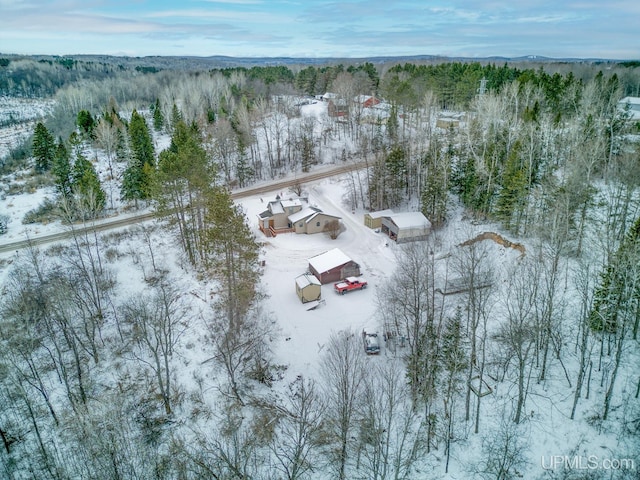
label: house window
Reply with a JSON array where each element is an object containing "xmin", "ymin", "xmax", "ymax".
[
  {"xmin": 299, "ymin": 223, "xmax": 303, "ymax": 227},
  {"xmin": 316, "ymin": 221, "xmax": 321, "ymax": 227}
]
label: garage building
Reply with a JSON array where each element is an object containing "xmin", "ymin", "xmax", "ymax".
[
  {"xmin": 381, "ymin": 212, "xmax": 431, "ymax": 243},
  {"xmin": 308, "ymin": 248, "xmax": 361, "ymax": 284}
]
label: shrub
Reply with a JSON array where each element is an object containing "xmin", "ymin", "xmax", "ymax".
[{"xmin": 22, "ymin": 197, "xmax": 58, "ymax": 224}]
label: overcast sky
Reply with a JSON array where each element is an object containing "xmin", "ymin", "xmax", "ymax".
[{"xmin": 1, "ymin": 0, "xmax": 638, "ymax": 60}]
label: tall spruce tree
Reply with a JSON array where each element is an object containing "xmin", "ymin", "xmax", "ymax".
[
  {"xmin": 152, "ymin": 98, "xmax": 164, "ymax": 131},
  {"xmin": 155, "ymin": 120, "xmax": 212, "ymax": 266},
  {"xmin": 72, "ymin": 153, "xmax": 106, "ymax": 217},
  {"xmin": 32, "ymin": 122, "xmax": 55, "ymax": 172},
  {"xmin": 122, "ymin": 110, "xmax": 155, "ymax": 202},
  {"xmin": 51, "ymin": 137, "xmax": 72, "ymax": 198}
]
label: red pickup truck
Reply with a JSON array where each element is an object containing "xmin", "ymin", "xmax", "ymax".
[{"xmin": 334, "ymin": 277, "xmax": 368, "ymax": 294}]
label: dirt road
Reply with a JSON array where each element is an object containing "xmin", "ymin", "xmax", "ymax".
[{"xmin": 0, "ymin": 161, "xmax": 367, "ymax": 254}]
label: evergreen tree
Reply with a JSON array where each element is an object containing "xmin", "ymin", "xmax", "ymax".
[
  {"xmin": 72, "ymin": 153, "xmax": 106, "ymax": 216},
  {"xmin": 170, "ymin": 104, "xmax": 183, "ymax": 132},
  {"xmin": 204, "ymin": 186, "xmax": 259, "ymax": 325},
  {"xmin": 122, "ymin": 110, "xmax": 155, "ymax": 202},
  {"xmin": 32, "ymin": 122, "xmax": 55, "ymax": 172},
  {"xmin": 590, "ymin": 216, "xmax": 640, "ymax": 332},
  {"xmin": 155, "ymin": 120, "xmax": 212, "ymax": 266},
  {"xmin": 152, "ymin": 98, "xmax": 164, "ymax": 131},
  {"xmin": 76, "ymin": 110, "xmax": 95, "ymax": 138},
  {"xmin": 51, "ymin": 137, "xmax": 72, "ymax": 198},
  {"xmin": 235, "ymin": 143, "xmax": 253, "ymax": 188},
  {"xmin": 495, "ymin": 142, "xmax": 528, "ymax": 232},
  {"xmin": 128, "ymin": 110, "xmax": 155, "ymax": 168}
]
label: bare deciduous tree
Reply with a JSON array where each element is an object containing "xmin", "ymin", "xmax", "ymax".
[
  {"xmin": 320, "ymin": 329, "xmax": 367, "ymax": 480},
  {"xmin": 122, "ymin": 279, "xmax": 187, "ymax": 415}
]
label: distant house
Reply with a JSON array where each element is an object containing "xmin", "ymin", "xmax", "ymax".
[
  {"xmin": 360, "ymin": 101, "xmax": 392, "ymax": 124},
  {"xmin": 289, "ymin": 207, "xmax": 341, "ymax": 234},
  {"xmin": 295, "ymin": 274, "xmax": 322, "ymax": 303},
  {"xmin": 308, "ymin": 248, "xmax": 361, "ymax": 284},
  {"xmin": 328, "ymin": 98, "xmax": 349, "ymax": 117},
  {"xmin": 618, "ymin": 96, "xmax": 640, "ymax": 121},
  {"xmin": 258, "ymin": 195, "xmax": 307, "ymax": 237},
  {"xmin": 381, "ymin": 212, "xmax": 431, "ymax": 243},
  {"xmin": 364, "ymin": 209, "xmax": 394, "ymax": 229},
  {"xmin": 354, "ymin": 95, "xmax": 381, "ymax": 108},
  {"xmin": 436, "ymin": 117, "xmax": 460, "ymax": 129}
]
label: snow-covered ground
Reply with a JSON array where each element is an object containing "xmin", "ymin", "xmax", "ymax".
[{"xmin": 1, "ymin": 96, "xmax": 637, "ymax": 479}]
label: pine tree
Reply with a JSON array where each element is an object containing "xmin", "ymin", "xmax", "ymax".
[
  {"xmin": 590, "ymin": 216, "xmax": 640, "ymax": 332},
  {"xmin": 32, "ymin": 122, "xmax": 55, "ymax": 172},
  {"xmin": 170, "ymin": 104, "xmax": 183, "ymax": 132},
  {"xmin": 72, "ymin": 153, "xmax": 106, "ymax": 217},
  {"xmin": 495, "ymin": 142, "xmax": 528, "ymax": 231},
  {"xmin": 204, "ymin": 187, "xmax": 259, "ymax": 324},
  {"xmin": 155, "ymin": 120, "xmax": 212, "ymax": 266},
  {"xmin": 51, "ymin": 137, "xmax": 72, "ymax": 198},
  {"xmin": 122, "ymin": 110, "xmax": 155, "ymax": 202},
  {"xmin": 76, "ymin": 110, "xmax": 95, "ymax": 138},
  {"xmin": 152, "ymin": 98, "xmax": 164, "ymax": 131},
  {"xmin": 128, "ymin": 110, "xmax": 155, "ymax": 168}
]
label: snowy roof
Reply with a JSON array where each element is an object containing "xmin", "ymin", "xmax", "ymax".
[
  {"xmin": 619, "ymin": 96, "xmax": 640, "ymax": 106},
  {"xmin": 269, "ymin": 201, "xmax": 285, "ymax": 214},
  {"xmin": 308, "ymin": 248, "xmax": 352, "ymax": 273},
  {"xmin": 281, "ymin": 198, "xmax": 304, "ymax": 208},
  {"xmin": 366, "ymin": 209, "xmax": 394, "ymax": 219},
  {"xmin": 619, "ymin": 97, "xmax": 640, "ymax": 120},
  {"xmin": 387, "ymin": 212, "xmax": 431, "ymax": 229},
  {"xmin": 289, "ymin": 206, "xmax": 321, "ymax": 223},
  {"xmin": 295, "ymin": 274, "xmax": 321, "ymax": 288}
]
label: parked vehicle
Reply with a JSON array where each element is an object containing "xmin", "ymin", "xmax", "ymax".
[
  {"xmin": 362, "ymin": 328, "xmax": 380, "ymax": 355},
  {"xmin": 334, "ymin": 276, "xmax": 367, "ymax": 294}
]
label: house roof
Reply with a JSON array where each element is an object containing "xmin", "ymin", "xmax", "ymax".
[
  {"xmin": 308, "ymin": 248, "xmax": 352, "ymax": 273},
  {"xmin": 281, "ymin": 198, "xmax": 304, "ymax": 208},
  {"xmin": 305, "ymin": 211, "xmax": 341, "ymax": 224},
  {"xmin": 386, "ymin": 212, "xmax": 431, "ymax": 229},
  {"xmin": 619, "ymin": 97, "xmax": 640, "ymax": 120},
  {"xmin": 295, "ymin": 274, "xmax": 321, "ymax": 289},
  {"xmin": 289, "ymin": 206, "xmax": 321, "ymax": 223},
  {"xmin": 269, "ymin": 201, "xmax": 285, "ymax": 214}
]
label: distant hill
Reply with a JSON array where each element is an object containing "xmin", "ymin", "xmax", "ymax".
[{"xmin": 0, "ymin": 52, "xmax": 628, "ymax": 71}]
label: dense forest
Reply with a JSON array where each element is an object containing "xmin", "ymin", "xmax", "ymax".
[{"xmin": 1, "ymin": 55, "xmax": 640, "ymax": 479}]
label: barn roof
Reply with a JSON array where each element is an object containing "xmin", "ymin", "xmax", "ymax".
[{"xmin": 308, "ymin": 248, "xmax": 352, "ymax": 273}]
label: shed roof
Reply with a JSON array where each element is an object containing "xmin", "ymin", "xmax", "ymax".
[
  {"xmin": 308, "ymin": 248, "xmax": 352, "ymax": 273},
  {"xmin": 366, "ymin": 209, "xmax": 394, "ymax": 219},
  {"xmin": 387, "ymin": 212, "xmax": 431, "ymax": 229},
  {"xmin": 295, "ymin": 274, "xmax": 321, "ymax": 289}
]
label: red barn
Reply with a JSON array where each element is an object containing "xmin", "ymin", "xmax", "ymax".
[{"xmin": 307, "ymin": 248, "xmax": 361, "ymax": 284}]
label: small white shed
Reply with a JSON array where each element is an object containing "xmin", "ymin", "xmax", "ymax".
[{"xmin": 295, "ymin": 274, "xmax": 322, "ymax": 303}]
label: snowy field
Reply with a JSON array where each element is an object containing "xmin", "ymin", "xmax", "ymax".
[{"xmin": 0, "ymin": 97, "xmax": 637, "ymax": 479}]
